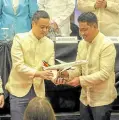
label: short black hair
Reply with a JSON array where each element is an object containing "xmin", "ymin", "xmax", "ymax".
[
  {"xmin": 78, "ymin": 12, "xmax": 98, "ymax": 26},
  {"xmin": 32, "ymin": 10, "xmax": 50, "ymax": 22}
]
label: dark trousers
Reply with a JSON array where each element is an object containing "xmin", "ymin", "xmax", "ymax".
[
  {"xmin": 80, "ymin": 102, "xmax": 112, "ymax": 120},
  {"xmin": 10, "ymin": 87, "xmax": 36, "ymax": 120}
]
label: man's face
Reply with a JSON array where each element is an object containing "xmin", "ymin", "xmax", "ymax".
[
  {"xmin": 79, "ymin": 22, "xmax": 97, "ymax": 42},
  {"xmin": 32, "ymin": 18, "xmax": 50, "ymax": 39}
]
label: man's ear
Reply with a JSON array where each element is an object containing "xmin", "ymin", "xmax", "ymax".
[
  {"xmin": 93, "ymin": 23, "xmax": 98, "ymax": 28},
  {"xmin": 32, "ymin": 21, "xmax": 35, "ymax": 27},
  {"xmin": 32, "ymin": 21, "xmax": 37, "ymax": 27}
]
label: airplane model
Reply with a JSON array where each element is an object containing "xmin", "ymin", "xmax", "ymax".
[{"xmin": 42, "ymin": 59, "xmax": 88, "ymax": 72}]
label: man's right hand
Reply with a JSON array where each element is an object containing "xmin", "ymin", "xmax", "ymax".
[{"xmin": 35, "ymin": 70, "xmax": 53, "ymax": 80}]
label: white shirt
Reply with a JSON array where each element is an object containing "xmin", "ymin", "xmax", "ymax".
[
  {"xmin": 12, "ymin": 0, "xmax": 19, "ymax": 13},
  {"xmin": 38, "ymin": 0, "xmax": 75, "ymax": 36}
]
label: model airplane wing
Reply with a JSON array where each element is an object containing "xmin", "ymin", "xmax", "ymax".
[{"xmin": 55, "ymin": 59, "xmax": 66, "ymax": 64}]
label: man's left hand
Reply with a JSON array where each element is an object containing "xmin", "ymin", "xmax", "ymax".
[{"xmin": 66, "ymin": 77, "xmax": 80, "ymax": 87}]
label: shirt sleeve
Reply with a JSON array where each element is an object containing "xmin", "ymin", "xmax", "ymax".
[
  {"xmin": 80, "ymin": 43, "xmax": 116, "ymax": 87},
  {"xmin": 53, "ymin": 0, "xmax": 75, "ymax": 27},
  {"xmin": 106, "ymin": 1, "xmax": 119, "ymax": 14},
  {"xmin": 77, "ymin": 0, "xmax": 96, "ymax": 12},
  {"xmin": 11, "ymin": 35, "xmax": 37, "ymax": 79}
]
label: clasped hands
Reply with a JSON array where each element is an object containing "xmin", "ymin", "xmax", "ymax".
[{"xmin": 94, "ymin": 0, "xmax": 107, "ymax": 9}]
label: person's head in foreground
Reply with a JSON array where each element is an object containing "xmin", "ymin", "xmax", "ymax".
[
  {"xmin": 23, "ymin": 97, "xmax": 56, "ymax": 120},
  {"xmin": 78, "ymin": 12, "xmax": 99, "ymax": 43},
  {"xmin": 32, "ymin": 10, "xmax": 50, "ymax": 40}
]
